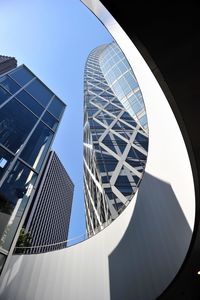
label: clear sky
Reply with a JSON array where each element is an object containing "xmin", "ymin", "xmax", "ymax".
[{"xmin": 0, "ymin": 0, "xmax": 113, "ymax": 240}]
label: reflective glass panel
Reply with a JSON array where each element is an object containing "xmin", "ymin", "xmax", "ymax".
[
  {"xmin": 20, "ymin": 121, "xmax": 54, "ymax": 172},
  {"xmin": 139, "ymin": 115, "xmax": 147, "ymax": 127},
  {"xmin": 16, "ymin": 90, "xmax": 44, "ymax": 117},
  {"xmin": 0, "ymin": 86, "xmax": 11, "ymax": 106},
  {"xmin": 0, "ymin": 99, "xmax": 37, "ymax": 153},
  {"xmin": 9, "ymin": 66, "xmax": 34, "ymax": 86},
  {"xmin": 0, "ymin": 160, "xmax": 37, "ymax": 251},
  {"xmin": 42, "ymin": 111, "xmax": 58, "ymax": 130},
  {"xmin": 0, "ymin": 146, "xmax": 13, "ymax": 181},
  {"xmin": 124, "ymin": 73, "xmax": 138, "ymax": 90},
  {"xmin": 115, "ymin": 175, "xmax": 134, "ymax": 196},
  {"xmin": 0, "ymin": 76, "xmax": 20, "ymax": 94},
  {"xmin": 48, "ymin": 97, "xmax": 65, "ymax": 119},
  {"xmin": 135, "ymin": 132, "xmax": 148, "ymax": 151},
  {"xmin": 0, "ymin": 253, "xmax": 6, "ymax": 273},
  {"xmin": 25, "ymin": 79, "xmax": 53, "ymax": 107}
]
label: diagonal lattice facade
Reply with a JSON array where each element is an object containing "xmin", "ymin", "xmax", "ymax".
[{"xmin": 84, "ymin": 43, "xmax": 148, "ymax": 236}]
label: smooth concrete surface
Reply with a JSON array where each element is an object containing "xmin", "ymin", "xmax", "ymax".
[
  {"xmin": 109, "ymin": 173, "xmax": 191, "ymax": 300},
  {"xmin": 0, "ymin": 1, "xmax": 196, "ymax": 299},
  {"xmin": 0, "ymin": 192, "xmax": 137, "ymax": 300},
  {"xmin": 0, "ymin": 172, "xmax": 193, "ymax": 300}
]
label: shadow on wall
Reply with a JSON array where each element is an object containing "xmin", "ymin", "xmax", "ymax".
[{"xmin": 109, "ymin": 172, "xmax": 192, "ymax": 300}]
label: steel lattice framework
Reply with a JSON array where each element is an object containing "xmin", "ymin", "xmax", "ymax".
[{"xmin": 84, "ymin": 43, "xmax": 148, "ymax": 236}]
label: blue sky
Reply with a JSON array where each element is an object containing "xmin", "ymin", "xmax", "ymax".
[{"xmin": 0, "ymin": 0, "xmax": 112, "ymax": 239}]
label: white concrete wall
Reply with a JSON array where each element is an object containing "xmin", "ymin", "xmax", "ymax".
[{"xmin": 0, "ymin": 1, "xmax": 195, "ymax": 299}]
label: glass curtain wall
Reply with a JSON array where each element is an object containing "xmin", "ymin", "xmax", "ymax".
[
  {"xmin": 0, "ymin": 65, "xmax": 65, "ymax": 255},
  {"xmin": 99, "ymin": 42, "xmax": 148, "ymax": 131}
]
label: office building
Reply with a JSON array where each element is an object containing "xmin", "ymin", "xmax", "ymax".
[
  {"xmin": 23, "ymin": 151, "xmax": 74, "ymax": 253},
  {"xmin": 0, "ymin": 55, "xmax": 17, "ymax": 75},
  {"xmin": 0, "ymin": 64, "xmax": 66, "ymax": 269},
  {"xmin": 84, "ymin": 42, "xmax": 148, "ymax": 236}
]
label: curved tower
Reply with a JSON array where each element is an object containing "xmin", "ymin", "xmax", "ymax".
[{"xmin": 84, "ymin": 42, "xmax": 148, "ymax": 236}]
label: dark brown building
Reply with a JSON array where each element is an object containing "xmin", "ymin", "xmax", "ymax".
[{"xmin": 0, "ymin": 55, "xmax": 17, "ymax": 75}]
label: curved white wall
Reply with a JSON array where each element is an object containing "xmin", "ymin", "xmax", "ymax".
[{"xmin": 0, "ymin": 1, "xmax": 195, "ymax": 299}]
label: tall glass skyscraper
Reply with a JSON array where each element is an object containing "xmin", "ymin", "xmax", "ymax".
[
  {"xmin": 84, "ymin": 42, "xmax": 148, "ymax": 236},
  {"xmin": 0, "ymin": 64, "xmax": 65, "ymax": 268}
]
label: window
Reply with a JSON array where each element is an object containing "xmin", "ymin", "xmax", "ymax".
[
  {"xmin": 128, "ymin": 147, "xmax": 146, "ymax": 166},
  {"xmin": 0, "ymin": 99, "xmax": 37, "ymax": 153},
  {"xmin": 118, "ymin": 61, "xmax": 127, "ymax": 74},
  {"xmin": 0, "ymin": 86, "xmax": 12, "ymax": 106},
  {"xmin": 89, "ymin": 119, "xmax": 105, "ymax": 131},
  {"xmin": 115, "ymin": 175, "xmax": 133, "ymax": 196},
  {"xmin": 112, "ymin": 81, "xmax": 124, "ymax": 100},
  {"xmin": 101, "ymin": 175, "xmax": 110, "ymax": 183},
  {"xmin": 96, "ymin": 111, "xmax": 114, "ymax": 126},
  {"xmin": 0, "ymin": 253, "xmax": 6, "ymax": 273},
  {"xmin": 20, "ymin": 121, "xmax": 54, "ymax": 172},
  {"xmin": 119, "ymin": 76, "xmax": 132, "ymax": 95},
  {"xmin": 113, "ymin": 66, "xmax": 121, "ymax": 78},
  {"xmin": 111, "ymin": 99, "xmax": 123, "ymax": 108},
  {"xmin": 0, "ymin": 146, "xmax": 13, "ymax": 181},
  {"xmin": 0, "ymin": 160, "xmax": 37, "ymax": 251},
  {"xmin": 47, "ymin": 97, "xmax": 65, "ymax": 120},
  {"xmin": 124, "ymin": 72, "xmax": 138, "ymax": 90},
  {"xmin": 102, "ymin": 135, "xmax": 118, "ymax": 153},
  {"xmin": 9, "ymin": 66, "xmax": 34, "ymax": 86},
  {"xmin": 0, "ymin": 76, "xmax": 20, "ymax": 94},
  {"xmin": 15, "ymin": 90, "xmax": 44, "ymax": 116},
  {"xmin": 104, "ymin": 188, "xmax": 115, "ymax": 201},
  {"xmin": 0, "ymin": 159, "xmax": 7, "ymax": 168},
  {"xmin": 25, "ymin": 79, "xmax": 53, "ymax": 107},
  {"xmin": 135, "ymin": 132, "xmax": 148, "ymax": 151},
  {"xmin": 105, "ymin": 103, "xmax": 121, "ymax": 116},
  {"xmin": 42, "ymin": 111, "xmax": 58, "ymax": 130},
  {"xmin": 121, "ymin": 112, "xmax": 137, "ymax": 127},
  {"xmin": 139, "ymin": 115, "xmax": 147, "ymax": 127},
  {"xmin": 98, "ymin": 152, "xmax": 118, "ymax": 172},
  {"xmin": 132, "ymin": 101, "xmax": 142, "ymax": 113}
]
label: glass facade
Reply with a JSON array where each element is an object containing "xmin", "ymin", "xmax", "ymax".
[
  {"xmin": 99, "ymin": 42, "xmax": 148, "ymax": 131},
  {"xmin": 0, "ymin": 99, "xmax": 38, "ymax": 153},
  {"xmin": 84, "ymin": 43, "xmax": 148, "ymax": 236},
  {"xmin": 0, "ymin": 161, "xmax": 37, "ymax": 251},
  {"xmin": 0, "ymin": 147, "xmax": 13, "ymax": 181},
  {"xmin": 0, "ymin": 65, "xmax": 65, "ymax": 256}
]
